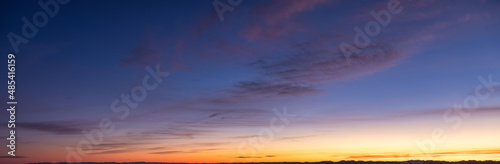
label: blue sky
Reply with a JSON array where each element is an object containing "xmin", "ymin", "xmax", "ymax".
[{"xmin": 1, "ymin": 0, "xmax": 500, "ymax": 163}]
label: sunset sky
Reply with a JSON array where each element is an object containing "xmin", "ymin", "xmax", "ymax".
[{"xmin": 1, "ymin": 0, "xmax": 500, "ymax": 163}]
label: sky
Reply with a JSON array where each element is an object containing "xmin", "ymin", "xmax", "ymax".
[{"xmin": 1, "ymin": 0, "xmax": 500, "ymax": 163}]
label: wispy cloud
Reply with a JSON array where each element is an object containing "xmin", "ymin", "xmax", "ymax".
[
  {"xmin": 229, "ymin": 40, "xmax": 405, "ymax": 98},
  {"xmin": 0, "ymin": 156, "xmax": 26, "ymax": 158},
  {"xmin": 252, "ymin": 42, "xmax": 404, "ymax": 83},
  {"xmin": 88, "ymin": 149, "xmax": 133, "ymax": 155},
  {"xmin": 17, "ymin": 120, "xmax": 87, "ymax": 135},
  {"xmin": 345, "ymin": 148, "xmax": 500, "ymax": 159},
  {"xmin": 233, "ymin": 81, "xmax": 322, "ymax": 96},
  {"xmin": 241, "ymin": 0, "xmax": 334, "ymax": 41},
  {"xmin": 277, "ymin": 134, "xmax": 319, "ymax": 141},
  {"xmin": 150, "ymin": 148, "xmax": 221, "ymax": 155}
]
